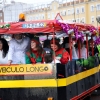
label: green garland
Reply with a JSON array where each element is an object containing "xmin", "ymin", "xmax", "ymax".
[{"xmin": 0, "ymin": 24, "xmax": 10, "ymax": 29}]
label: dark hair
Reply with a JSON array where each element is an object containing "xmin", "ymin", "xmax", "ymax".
[
  {"xmin": 30, "ymin": 45, "xmax": 43, "ymax": 56},
  {"xmin": 37, "ymin": 46, "xmax": 43, "ymax": 56},
  {"xmin": 63, "ymin": 37, "xmax": 69, "ymax": 44},
  {"xmin": 44, "ymin": 52, "xmax": 52, "ymax": 63},
  {"xmin": 43, "ymin": 40, "xmax": 50, "ymax": 48},
  {"xmin": 55, "ymin": 42, "xmax": 61, "ymax": 50},
  {"xmin": 0, "ymin": 38, "xmax": 9, "ymax": 58},
  {"xmin": 84, "ymin": 41, "xmax": 86, "ymax": 45},
  {"xmin": 50, "ymin": 38, "xmax": 61, "ymax": 50},
  {"xmin": 88, "ymin": 39, "xmax": 92, "ymax": 43},
  {"xmin": 63, "ymin": 37, "xmax": 69, "ymax": 49}
]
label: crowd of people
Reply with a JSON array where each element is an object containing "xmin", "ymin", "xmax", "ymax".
[{"xmin": 0, "ymin": 34, "xmax": 98, "ymax": 65}]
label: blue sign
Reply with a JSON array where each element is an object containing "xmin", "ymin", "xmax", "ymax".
[{"xmin": 22, "ymin": 23, "xmax": 46, "ymax": 28}]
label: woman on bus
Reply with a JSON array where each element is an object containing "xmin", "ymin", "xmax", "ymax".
[
  {"xmin": 50, "ymin": 38, "xmax": 70, "ymax": 64},
  {"xmin": 8, "ymin": 34, "xmax": 30, "ymax": 64},
  {"xmin": 25, "ymin": 37, "xmax": 45, "ymax": 64},
  {"xmin": 0, "ymin": 38, "xmax": 9, "ymax": 64},
  {"xmin": 63, "ymin": 37, "xmax": 78, "ymax": 60}
]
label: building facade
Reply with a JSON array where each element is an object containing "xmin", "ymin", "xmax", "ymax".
[
  {"xmin": 3, "ymin": 1, "xmax": 32, "ymax": 22},
  {"xmin": 0, "ymin": 10, "xmax": 4, "ymax": 22},
  {"xmin": 24, "ymin": 0, "xmax": 100, "ymax": 27}
]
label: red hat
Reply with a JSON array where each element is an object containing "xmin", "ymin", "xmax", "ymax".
[
  {"xmin": 31, "ymin": 37, "xmax": 39, "ymax": 44},
  {"xmin": 50, "ymin": 38, "xmax": 60, "ymax": 44}
]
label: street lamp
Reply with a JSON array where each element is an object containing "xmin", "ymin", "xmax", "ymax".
[
  {"xmin": 93, "ymin": 6, "xmax": 98, "ymax": 27},
  {"xmin": 73, "ymin": 0, "xmax": 76, "ymax": 22},
  {"xmin": 0, "ymin": 0, "xmax": 6, "ymax": 22},
  {"xmin": 96, "ymin": 16, "xmax": 100, "ymax": 24}
]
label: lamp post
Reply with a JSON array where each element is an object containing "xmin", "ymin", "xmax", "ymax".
[
  {"xmin": 93, "ymin": 6, "xmax": 98, "ymax": 27},
  {"xmin": 93, "ymin": 5, "xmax": 100, "ymax": 35},
  {"xmin": 73, "ymin": 0, "xmax": 76, "ymax": 22},
  {"xmin": 0, "ymin": 0, "xmax": 6, "ymax": 22}
]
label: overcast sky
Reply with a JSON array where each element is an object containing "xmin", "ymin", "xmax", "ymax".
[
  {"xmin": 6, "ymin": 0, "xmax": 72, "ymax": 4},
  {"xmin": 6, "ymin": 0, "xmax": 55, "ymax": 4}
]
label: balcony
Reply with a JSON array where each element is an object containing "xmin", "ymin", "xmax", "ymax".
[
  {"xmin": 67, "ymin": 2, "xmax": 70, "ymax": 6},
  {"xmin": 88, "ymin": 0, "xmax": 96, "ymax": 1},
  {"xmin": 58, "ymin": 4, "xmax": 63, "ymax": 8},
  {"xmin": 76, "ymin": 0, "xmax": 79, "ymax": 4},
  {"xmin": 80, "ymin": 0, "xmax": 84, "ymax": 3},
  {"xmin": 71, "ymin": 1, "xmax": 74, "ymax": 5},
  {"xmin": 63, "ymin": 3, "xmax": 67, "ymax": 7}
]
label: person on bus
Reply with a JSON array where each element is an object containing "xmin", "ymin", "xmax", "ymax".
[
  {"xmin": 63, "ymin": 37, "xmax": 78, "ymax": 60},
  {"xmin": 0, "ymin": 38, "xmax": 9, "ymax": 64},
  {"xmin": 44, "ymin": 50, "xmax": 61, "ymax": 63},
  {"xmin": 25, "ymin": 37, "xmax": 45, "ymax": 64},
  {"xmin": 76, "ymin": 40, "xmax": 87, "ymax": 59},
  {"xmin": 44, "ymin": 51, "xmax": 52, "ymax": 63},
  {"xmin": 43, "ymin": 39, "xmax": 51, "ymax": 52},
  {"xmin": 8, "ymin": 34, "xmax": 30, "ymax": 64},
  {"xmin": 50, "ymin": 38, "xmax": 70, "ymax": 64},
  {"xmin": 88, "ymin": 39, "xmax": 99, "ymax": 56}
]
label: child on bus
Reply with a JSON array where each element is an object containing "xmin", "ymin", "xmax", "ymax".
[{"xmin": 44, "ymin": 50, "xmax": 61, "ymax": 63}]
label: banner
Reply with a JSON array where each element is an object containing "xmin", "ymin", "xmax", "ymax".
[{"xmin": 0, "ymin": 64, "xmax": 53, "ymax": 76}]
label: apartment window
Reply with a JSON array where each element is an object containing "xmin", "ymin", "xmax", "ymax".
[
  {"xmin": 76, "ymin": 18, "xmax": 80, "ymax": 23},
  {"xmin": 40, "ymin": 14, "xmax": 44, "ymax": 19},
  {"xmin": 30, "ymin": 17, "xmax": 33, "ymax": 21},
  {"xmin": 42, "ymin": 15, "xmax": 44, "ymax": 19},
  {"xmin": 62, "ymin": 10, "xmax": 66, "ymax": 16},
  {"xmin": 28, "ymin": 17, "xmax": 30, "ymax": 21},
  {"xmin": 39, "ymin": 15, "xmax": 42, "ymax": 19},
  {"xmin": 67, "ymin": 9, "xmax": 70, "ymax": 15},
  {"xmin": 81, "ymin": 7, "xmax": 85, "ymax": 13},
  {"xmin": 76, "ymin": 8, "xmax": 79, "ymax": 14},
  {"xmin": 52, "ymin": 13, "xmax": 54, "ymax": 19},
  {"xmin": 72, "ymin": 19, "xmax": 75, "ymax": 22},
  {"xmin": 71, "ymin": 8, "xmax": 74, "ymax": 14},
  {"xmin": 33, "ymin": 17, "xmax": 35, "ymax": 20},
  {"xmin": 96, "ymin": 4, "xmax": 100, "ymax": 11},
  {"xmin": 54, "ymin": 6, "xmax": 56, "ymax": 10},
  {"xmin": 0, "ymin": 13, "xmax": 2, "ymax": 17},
  {"xmin": 34, "ymin": 16, "xmax": 37, "ymax": 20},
  {"xmin": 48, "ymin": 13, "xmax": 50, "ymax": 19},
  {"xmin": 43, "ymin": 16, "xmax": 45, "ymax": 19},
  {"xmin": 81, "ymin": 17, "xmax": 85, "ymax": 23},
  {"xmin": 36, "ymin": 16, "xmax": 38, "ymax": 20},
  {"xmin": 91, "ymin": 16, "xmax": 95, "ymax": 23},
  {"xmin": 91, "ymin": 5, "xmax": 94, "ymax": 11},
  {"xmin": 69, "ymin": 19, "xmax": 72, "ymax": 22},
  {"xmin": 60, "ymin": 12, "xmax": 62, "ymax": 15},
  {"xmin": 38, "ymin": 15, "xmax": 40, "ymax": 20}
]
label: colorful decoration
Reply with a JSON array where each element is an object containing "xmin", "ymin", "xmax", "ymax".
[
  {"xmin": 95, "ymin": 37, "xmax": 100, "ymax": 45},
  {"xmin": 56, "ymin": 20, "xmax": 84, "ymax": 41},
  {"xmin": 56, "ymin": 20, "xmax": 100, "ymax": 44},
  {"xmin": 0, "ymin": 24, "xmax": 10, "ymax": 29}
]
